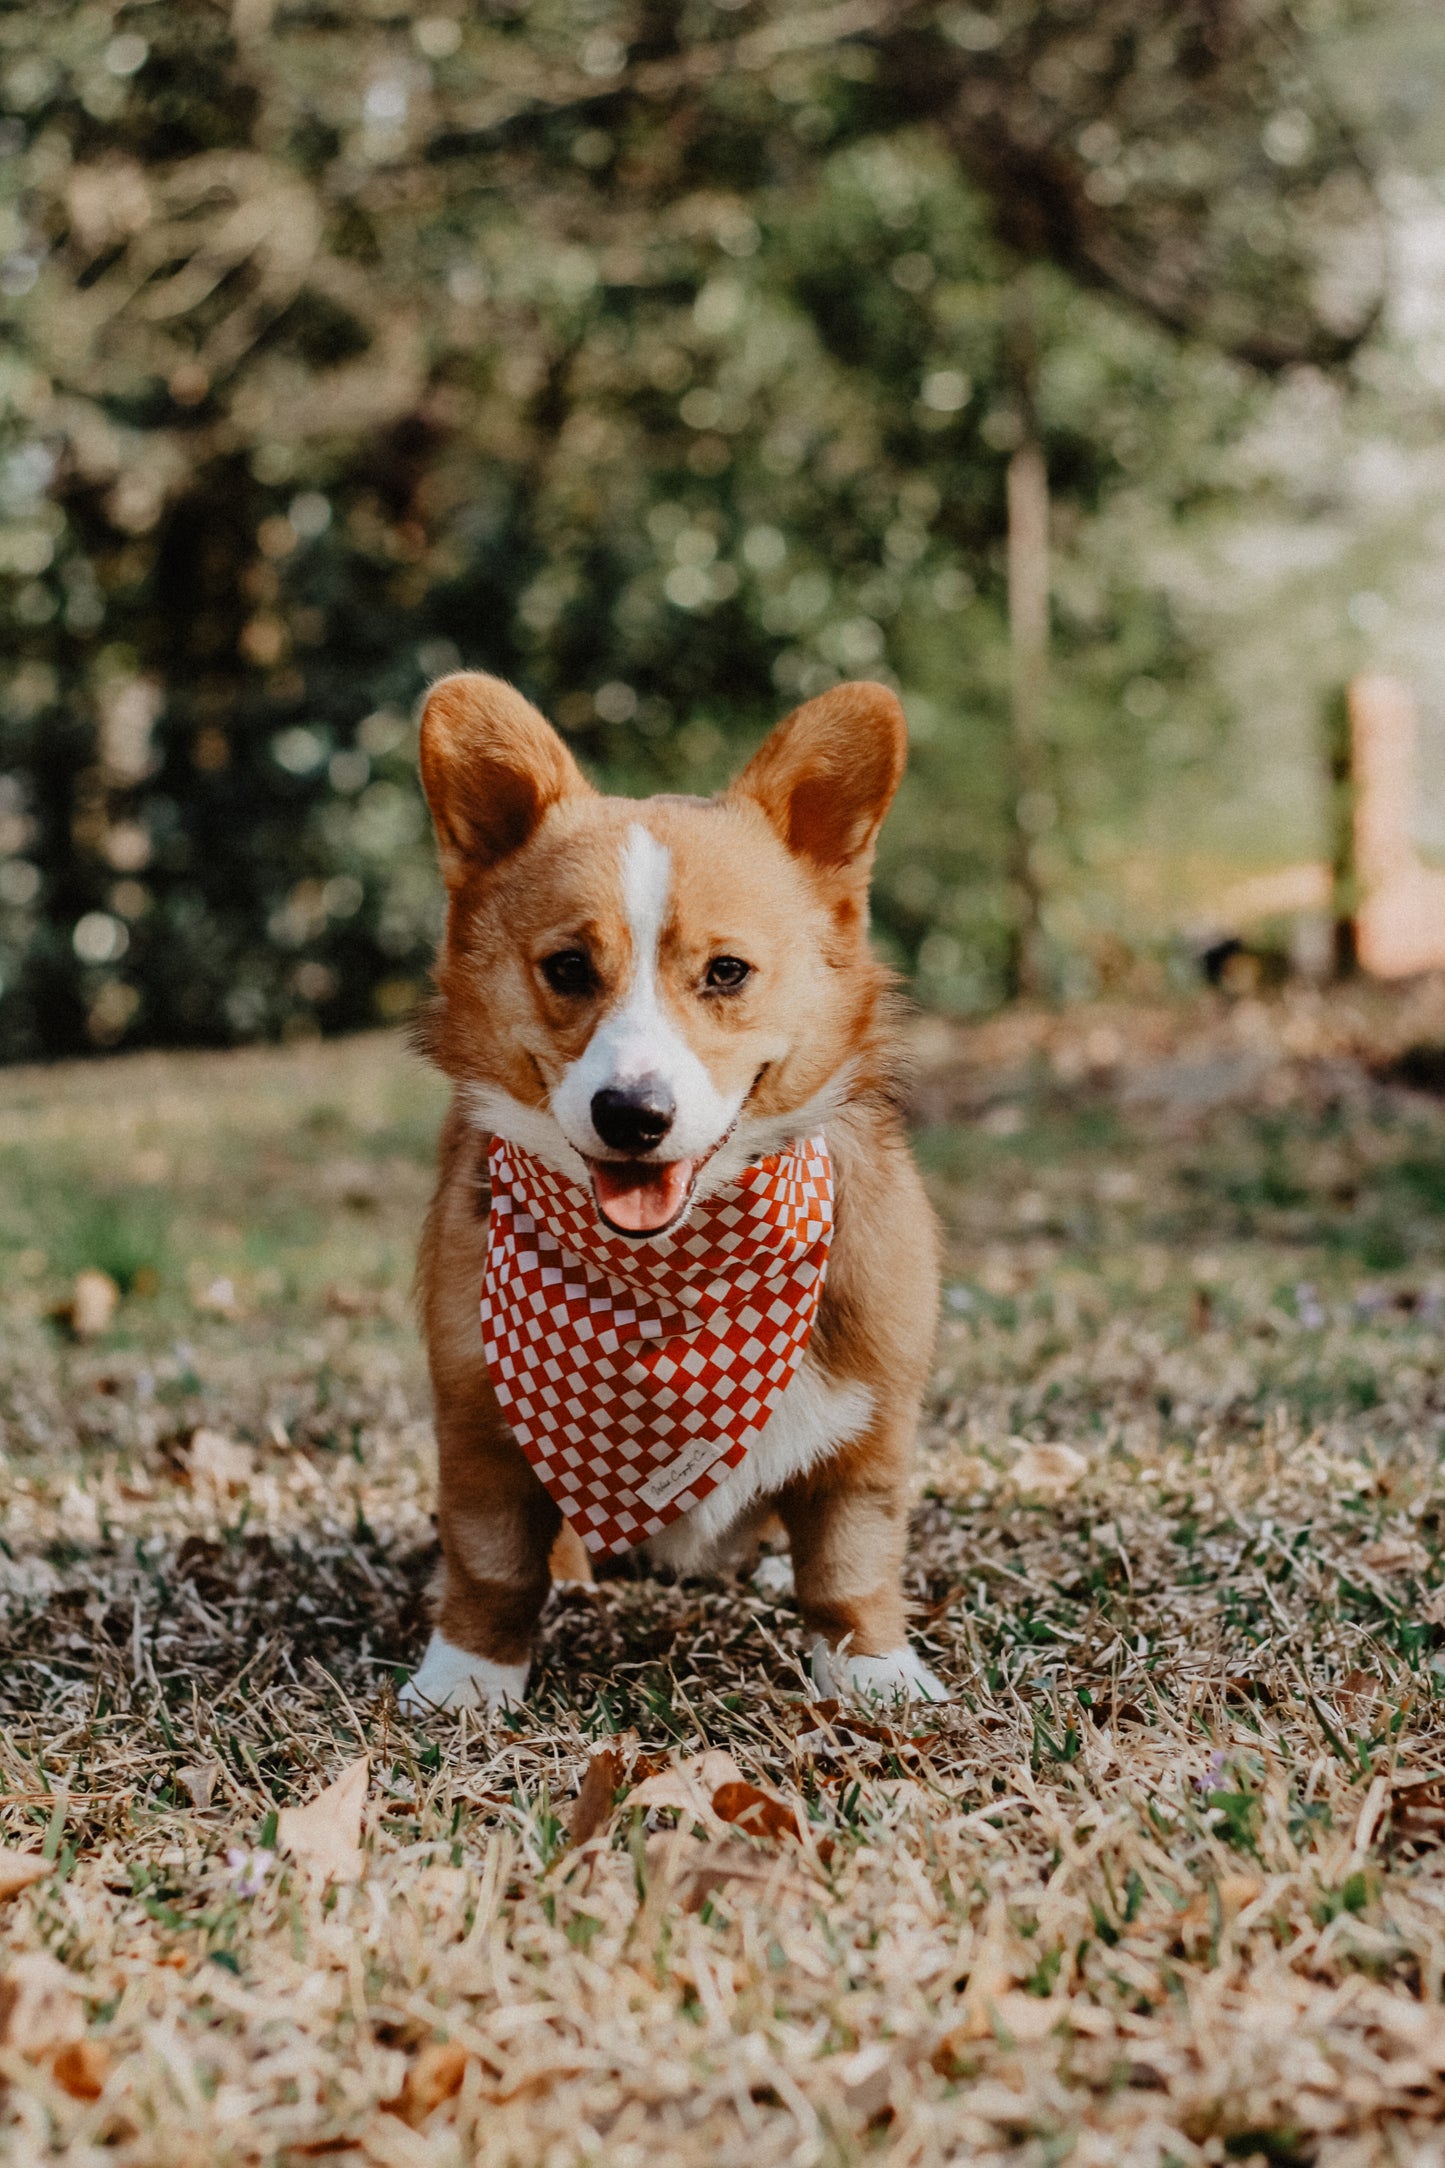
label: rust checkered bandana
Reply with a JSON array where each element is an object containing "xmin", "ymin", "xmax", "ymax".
[{"xmin": 481, "ymin": 1133, "xmax": 834, "ymax": 1558}]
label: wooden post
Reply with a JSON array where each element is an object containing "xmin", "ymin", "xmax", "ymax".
[
  {"xmin": 1346, "ymin": 673, "xmax": 1445, "ymax": 979},
  {"xmin": 1004, "ymin": 285, "xmax": 1049, "ymax": 1003},
  {"xmin": 1325, "ymin": 685, "xmax": 1356, "ymax": 979}
]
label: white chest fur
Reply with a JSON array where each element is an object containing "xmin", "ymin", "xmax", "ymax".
[{"xmin": 645, "ymin": 1356, "xmax": 874, "ymax": 1573}]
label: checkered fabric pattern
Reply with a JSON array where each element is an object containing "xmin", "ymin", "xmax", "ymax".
[{"xmin": 481, "ymin": 1133, "xmax": 834, "ymax": 1558}]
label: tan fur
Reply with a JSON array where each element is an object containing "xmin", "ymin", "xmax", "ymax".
[{"xmin": 414, "ymin": 673, "xmax": 940, "ymax": 1685}]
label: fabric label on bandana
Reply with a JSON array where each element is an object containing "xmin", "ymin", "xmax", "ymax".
[
  {"xmin": 480, "ymin": 1132, "xmax": 834, "ymax": 1559},
  {"xmin": 637, "ymin": 1431, "xmax": 730, "ymax": 1512}
]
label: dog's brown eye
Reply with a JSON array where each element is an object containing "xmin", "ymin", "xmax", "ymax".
[
  {"xmin": 705, "ymin": 955, "xmax": 751, "ymax": 993},
  {"xmin": 540, "ymin": 949, "xmax": 593, "ymax": 996}
]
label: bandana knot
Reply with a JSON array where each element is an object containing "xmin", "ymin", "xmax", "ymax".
[{"xmin": 481, "ymin": 1133, "xmax": 834, "ymax": 1557}]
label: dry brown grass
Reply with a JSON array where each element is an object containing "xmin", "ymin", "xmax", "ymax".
[{"xmin": 5, "ymin": 990, "xmax": 1445, "ymax": 2165}]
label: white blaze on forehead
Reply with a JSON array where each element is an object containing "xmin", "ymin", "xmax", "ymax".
[
  {"xmin": 620, "ymin": 823, "xmax": 671, "ymax": 1033},
  {"xmin": 550, "ymin": 820, "xmax": 744, "ymax": 1162}
]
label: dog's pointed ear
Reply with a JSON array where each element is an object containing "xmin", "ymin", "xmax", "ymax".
[
  {"xmin": 419, "ymin": 673, "xmax": 590, "ymax": 887},
  {"xmin": 730, "ymin": 681, "xmax": 907, "ymax": 876}
]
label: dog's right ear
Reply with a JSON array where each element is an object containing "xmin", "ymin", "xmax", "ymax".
[{"xmin": 419, "ymin": 673, "xmax": 590, "ymax": 888}]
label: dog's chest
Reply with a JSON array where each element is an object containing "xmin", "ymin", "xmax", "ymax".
[{"xmin": 644, "ymin": 1355, "xmax": 874, "ymax": 1572}]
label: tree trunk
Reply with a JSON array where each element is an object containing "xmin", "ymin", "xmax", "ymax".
[
  {"xmin": 1004, "ymin": 355, "xmax": 1050, "ymax": 1002},
  {"xmin": 1325, "ymin": 685, "xmax": 1356, "ymax": 978}
]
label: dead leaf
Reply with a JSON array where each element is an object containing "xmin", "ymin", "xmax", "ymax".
[
  {"xmin": 324, "ymin": 1283, "xmax": 374, "ymax": 1317},
  {"xmin": 1177, "ymin": 1874, "xmax": 1263, "ymax": 1947},
  {"xmin": 711, "ymin": 1779, "xmax": 802, "ymax": 1842},
  {"xmin": 194, "ymin": 1275, "xmax": 242, "ymax": 1320},
  {"xmin": 68, "ymin": 1269, "xmax": 119, "ymax": 1340},
  {"xmin": 1064, "ymin": 1998, "xmax": 1115, "ymax": 2038},
  {"xmin": 1361, "ymin": 1535, "xmax": 1429, "ymax": 1576},
  {"xmin": 797, "ymin": 1708, "xmax": 939, "ymax": 1757},
  {"xmin": 628, "ymin": 1750, "xmax": 744, "ymax": 1829},
  {"xmin": 1336, "ymin": 1669, "xmax": 1383, "ymax": 1729},
  {"xmin": 1359, "ymin": 1985, "xmax": 1445, "ymax": 2069},
  {"xmin": 187, "ymin": 1428, "xmax": 255, "ymax": 1498},
  {"xmin": 937, "ymin": 1894, "xmax": 1027, "ymax": 2050},
  {"xmin": 833, "ymin": 2039, "xmax": 895, "ymax": 2119},
  {"xmin": 383, "ymin": 2040, "xmax": 470, "ymax": 2124},
  {"xmin": 647, "ymin": 1833, "xmax": 809, "ymax": 1914},
  {"xmin": 1009, "ymin": 1441, "xmax": 1087, "ymax": 1500},
  {"xmin": 0, "ymin": 1953, "xmax": 86, "ymax": 2057},
  {"xmin": 277, "ymin": 1755, "xmax": 368, "ymax": 1883},
  {"xmin": 0, "ymin": 1850, "xmax": 51, "ymax": 1901},
  {"xmin": 176, "ymin": 1762, "xmax": 221, "ymax": 1812},
  {"xmin": 932, "ymin": 2033, "xmax": 968, "ymax": 2078},
  {"xmin": 52, "ymin": 2038, "xmax": 111, "ymax": 2099},
  {"xmin": 1392, "ymin": 1777, "xmax": 1445, "ymax": 1852},
  {"xmin": 930, "ymin": 1453, "xmax": 997, "ymax": 1499},
  {"xmin": 568, "ymin": 1749, "xmax": 622, "ymax": 1846},
  {"xmin": 987, "ymin": 1991, "xmax": 1068, "ymax": 2045},
  {"xmin": 952, "ymin": 2077, "xmax": 1036, "ymax": 2125}
]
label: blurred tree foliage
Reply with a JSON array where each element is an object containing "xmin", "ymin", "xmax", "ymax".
[{"xmin": 0, "ymin": 0, "xmax": 1383, "ymax": 1056}]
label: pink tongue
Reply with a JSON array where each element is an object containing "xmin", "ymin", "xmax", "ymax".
[{"xmin": 591, "ymin": 1159, "xmax": 696, "ymax": 1233}]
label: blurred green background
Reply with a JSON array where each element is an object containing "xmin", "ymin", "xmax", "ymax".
[{"xmin": 2, "ymin": 0, "xmax": 1443, "ymax": 1059}]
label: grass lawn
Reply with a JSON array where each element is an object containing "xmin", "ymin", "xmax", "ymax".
[{"xmin": 5, "ymin": 989, "xmax": 1445, "ymax": 2165}]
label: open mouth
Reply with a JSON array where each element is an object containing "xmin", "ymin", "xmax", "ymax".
[{"xmin": 587, "ymin": 1157, "xmax": 698, "ymax": 1237}]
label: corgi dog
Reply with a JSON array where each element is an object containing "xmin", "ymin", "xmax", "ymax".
[{"xmin": 401, "ymin": 672, "xmax": 946, "ymax": 1713}]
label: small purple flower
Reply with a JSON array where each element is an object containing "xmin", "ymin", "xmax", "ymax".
[
  {"xmin": 225, "ymin": 1846, "xmax": 274, "ymax": 1898},
  {"xmin": 1295, "ymin": 1283, "xmax": 1326, "ymax": 1330},
  {"xmin": 1195, "ymin": 1748, "xmax": 1227, "ymax": 1795}
]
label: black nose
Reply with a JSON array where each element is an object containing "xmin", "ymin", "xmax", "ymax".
[{"xmin": 590, "ymin": 1082, "xmax": 675, "ymax": 1155}]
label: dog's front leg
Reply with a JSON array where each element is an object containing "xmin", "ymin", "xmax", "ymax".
[
  {"xmin": 778, "ymin": 1435, "xmax": 947, "ymax": 1706},
  {"xmin": 401, "ymin": 1402, "xmax": 560, "ymax": 1714}
]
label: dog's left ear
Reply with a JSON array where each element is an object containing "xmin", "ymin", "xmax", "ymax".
[{"xmin": 730, "ymin": 681, "xmax": 907, "ymax": 878}]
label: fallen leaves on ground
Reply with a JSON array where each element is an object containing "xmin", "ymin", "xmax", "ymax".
[
  {"xmin": 1009, "ymin": 1440, "xmax": 1087, "ymax": 1499},
  {"xmin": 0, "ymin": 1952, "xmax": 86, "ymax": 2058},
  {"xmin": 67, "ymin": 1269, "xmax": 118, "ymax": 1340},
  {"xmin": 1176, "ymin": 1874, "xmax": 1265, "ymax": 1952},
  {"xmin": 1389, "ymin": 1772, "xmax": 1445, "ymax": 1852},
  {"xmin": 383, "ymin": 2041, "xmax": 471, "ymax": 2125},
  {"xmin": 1336, "ymin": 1668, "xmax": 1383, "ymax": 1728},
  {"xmin": 276, "ymin": 1755, "xmax": 368, "ymax": 1882},
  {"xmin": 646, "ymin": 1831, "xmax": 811, "ymax": 1915},
  {"xmin": 628, "ymin": 1749, "xmax": 745, "ymax": 1830},
  {"xmin": 52, "ymin": 2039, "xmax": 112, "ymax": 2100},
  {"xmin": 186, "ymin": 1428, "xmax": 255, "ymax": 1497},
  {"xmin": 567, "ymin": 1747, "xmax": 623, "ymax": 1846},
  {"xmin": 795, "ymin": 1702, "xmax": 940, "ymax": 1760},
  {"xmin": 1356, "ymin": 1986, "xmax": 1445, "ymax": 2071},
  {"xmin": 938, "ymin": 1894, "xmax": 1027, "ymax": 2048},
  {"xmin": 193, "ymin": 1276, "xmax": 243, "ymax": 1321},
  {"xmin": 711, "ymin": 1778, "xmax": 803, "ymax": 1841},
  {"xmin": 0, "ymin": 1849, "xmax": 51, "ymax": 1900},
  {"xmin": 175, "ymin": 1761, "xmax": 221, "ymax": 1811},
  {"xmin": 1360, "ymin": 1533, "xmax": 1430, "ymax": 1575}
]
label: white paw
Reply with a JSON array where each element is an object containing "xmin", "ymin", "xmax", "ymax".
[
  {"xmin": 810, "ymin": 1638, "xmax": 950, "ymax": 1707},
  {"xmin": 399, "ymin": 1632, "xmax": 529, "ymax": 1715},
  {"xmin": 752, "ymin": 1553, "xmax": 795, "ymax": 1600}
]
